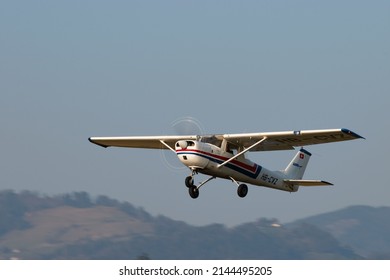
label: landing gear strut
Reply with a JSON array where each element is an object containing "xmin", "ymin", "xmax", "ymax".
[{"xmin": 184, "ymin": 173, "xmax": 215, "ymax": 199}]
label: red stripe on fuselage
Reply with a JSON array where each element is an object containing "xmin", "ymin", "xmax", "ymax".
[{"xmin": 176, "ymin": 149, "xmax": 258, "ymax": 173}]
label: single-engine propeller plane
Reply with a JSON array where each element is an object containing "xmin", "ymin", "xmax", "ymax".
[{"xmin": 89, "ymin": 128, "xmax": 363, "ymax": 199}]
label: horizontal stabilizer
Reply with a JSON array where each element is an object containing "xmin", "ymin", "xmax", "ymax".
[{"xmin": 284, "ymin": 179, "xmax": 333, "ymax": 186}]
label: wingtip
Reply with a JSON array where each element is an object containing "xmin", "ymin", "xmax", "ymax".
[
  {"xmin": 88, "ymin": 137, "xmax": 109, "ymax": 148},
  {"xmin": 341, "ymin": 128, "xmax": 365, "ymax": 140}
]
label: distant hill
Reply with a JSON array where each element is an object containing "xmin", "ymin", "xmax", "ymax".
[
  {"xmin": 289, "ymin": 205, "xmax": 390, "ymax": 259},
  {"xmin": 0, "ymin": 190, "xmax": 386, "ymax": 259}
]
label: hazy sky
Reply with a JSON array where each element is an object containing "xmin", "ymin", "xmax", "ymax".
[{"xmin": 1, "ymin": 1, "xmax": 389, "ymax": 226}]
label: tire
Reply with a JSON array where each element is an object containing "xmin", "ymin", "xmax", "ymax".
[
  {"xmin": 189, "ymin": 186, "xmax": 199, "ymax": 199},
  {"xmin": 237, "ymin": 184, "xmax": 248, "ymax": 198},
  {"xmin": 185, "ymin": 176, "xmax": 195, "ymax": 188}
]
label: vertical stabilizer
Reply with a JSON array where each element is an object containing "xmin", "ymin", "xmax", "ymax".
[{"xmin": 283, "ymin": 148, "xmax": 311, "ymax": 179}]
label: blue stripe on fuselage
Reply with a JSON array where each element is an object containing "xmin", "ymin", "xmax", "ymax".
[{"xmin": 177, "ymin": 151, "xmax": 262, "ymax": 179}]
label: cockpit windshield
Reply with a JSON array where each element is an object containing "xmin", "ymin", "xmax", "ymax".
[{"xmin": 199, "ymin": 135, "xmax": 222, "ymax": 147}]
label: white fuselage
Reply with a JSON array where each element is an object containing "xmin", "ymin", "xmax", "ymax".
[{"xmin": 175, "ymin": 140, "xmax": 297, "ymax": 192}]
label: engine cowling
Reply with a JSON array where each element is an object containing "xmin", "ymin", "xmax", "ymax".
[{"xmin": 175, "ymin": 140, "xmax": 211, "ymax": 169}]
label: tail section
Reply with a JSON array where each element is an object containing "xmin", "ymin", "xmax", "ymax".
[
  {"xmin": 283, "ymin": 148, "xmax": 311, "ymax": 179},
  {"xmin": 282, "ymin": 148, "xmax": 333, "ymax": 190}
]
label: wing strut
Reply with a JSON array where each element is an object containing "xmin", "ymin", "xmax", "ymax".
[
  {"xmin": 159, "ymin": 140, "xmax": 176, "ymax": 153},
  {"xmin": 217, "ymin": 137, "xmax": 267, "ymax": 168}
]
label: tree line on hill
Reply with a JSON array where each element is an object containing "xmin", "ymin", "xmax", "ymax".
[{"xmin": 0, "ymin": 190, "xmax": 389, "ymax": 259}]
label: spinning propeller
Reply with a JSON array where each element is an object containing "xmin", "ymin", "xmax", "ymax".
[{"xmin": 160, "ymin": 117, "xmax": 205, "ymax": 171}]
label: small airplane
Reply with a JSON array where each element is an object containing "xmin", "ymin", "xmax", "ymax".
[{"xmin": 89, "ymin": 128, "xmax": 364, "ymax": 199}]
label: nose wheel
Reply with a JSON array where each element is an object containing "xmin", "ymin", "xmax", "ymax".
[{"xmin": 185, "ymin": 176, "xmax": 195, "ymax": 188}]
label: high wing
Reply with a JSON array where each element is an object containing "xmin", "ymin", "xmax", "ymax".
[
  {"xmin": 89, "ymin": 128, "xmax": 363, "ymax": 151},
  {"xmin": 89, "ymin": 135, "xmax": 198, "ymax": 150},
  {"xmin": 220, "ymin": 128, "xmax": 364, "ymax": 151}
]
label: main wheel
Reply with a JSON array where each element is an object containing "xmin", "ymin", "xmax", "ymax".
[
  {"xmin": 185, "ymin": 176, "xmax": 195, "ymax": 188},
  {"xmin": 237, "ymin": 184, "xmax": 248, "ymax": 198},
  {"xmin": 189, "ymin": 186, "xmax": 199, "ymax": 199}
]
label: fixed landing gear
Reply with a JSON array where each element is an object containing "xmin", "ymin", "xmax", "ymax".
[
  {"xmin": 184, "ymin": 174, "xmax": 249, "ymax": 199},
  {"xmin": 185, "ymin": 176, "xmax": 199, "ymax": 199},
  {"xmin": 184, "ymin": 174, "xmax": 215, "ymax": 199},
  {"xmin": 237, "ymin": 184, "xmax": 248, "ymax": 198},
  {"xmin": 185, "ymin": 176, "xmax": 195, "ymax": 188},
  {"xmin": 230, "ymin": 177, "xmax": 248, "ymax": 198},
  {"xmin": 188, "ymin": 186, "xmax": 199, "ymax": 199}
]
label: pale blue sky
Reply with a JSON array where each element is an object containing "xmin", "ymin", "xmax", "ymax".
[{"xmin": 1, "ymin": 0, "xmax": 389, "ymax": 226}]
